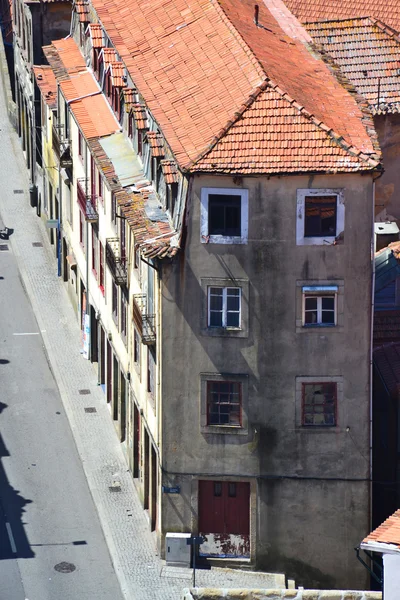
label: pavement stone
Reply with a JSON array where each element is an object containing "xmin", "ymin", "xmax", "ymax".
[{"xmin": 0, "ymin": 83, "xmax": 285, "ymax": 599}]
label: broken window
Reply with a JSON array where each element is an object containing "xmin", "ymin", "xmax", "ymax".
[
  {"xmin": 207, "ymin": 381, "xmax": 242, "ymax": 427},
  {"xmin": 302, "ymin": 382, "xmax": 337, "ymax": 427},
  {"xmin": 304, "ymin": 195, "xmax": 337, "ymax": 237}
]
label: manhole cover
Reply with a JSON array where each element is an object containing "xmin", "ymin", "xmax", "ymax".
[
  {"xmin": 54, "ymin": 562, "xmax": 76, "ymax": 573},
  {"xmin": 79, "ymin": 389, "xmax": 91, "ymax": 395},
  {"xmin": 13, "ymin": 189, "xmax": 23, "ymax": 194},
  {"xmin": 0, "ymin": 244, "xmax": 9, "ymax": 251},
  {"xmin": 84, "ymin": 407, "xmax": 97, "ymax": 413},
  {"xmin": 32, "ymin": 242, "xmax": 43, "ymax": 247}
]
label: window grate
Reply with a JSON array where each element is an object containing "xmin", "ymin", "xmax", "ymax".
[{"xmin": 0, "ymin": 244, "xmax": 9, "ymax": 251}]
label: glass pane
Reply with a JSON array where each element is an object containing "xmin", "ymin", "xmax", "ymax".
[
  {"xmin": 321, "ymin": 297, "xmax": 334, "ymax": 310},
  {"xmin": 304, "ymin": 310, "xmax": 317, "ymax": 324},
  {"xmin": 209, "ymin": 204, "xmax": 225, "ymax": 234},
  {"xmin": 321, "ymin": 310, "xmax": 335, "ymax": 324},
  {"xmin": 226, "ymin": 312, "xmax": 240, "ymax": 327},
  {"xmin": 214, "ymin": 482, "xmax": 222, "ymax": 497},
  {"xmin": 228, "ymin": 483, "xmax": 237, "ymax": 497},
  {"xmin": 227, "ymin": 294, "xmax": 240, "ymax": 311},
  {"xmin": 210, "ymin": 295, "xmax": 223, "ymax": 310},
  {"xmin": 209, "ymin": 312, "xmax": 222, "ymax": 327},
  {"xmin": 305, "ymin": 297, "xmax": 317, "ymax": 310}
]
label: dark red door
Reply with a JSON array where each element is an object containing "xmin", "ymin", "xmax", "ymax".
[{"xmin": 198, "ymin": 480, "xmax": 250, "ymax": 535}]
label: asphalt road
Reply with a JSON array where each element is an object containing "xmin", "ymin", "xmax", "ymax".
[{"xmin": 0, "ymin": 227, "xmax": 123, "ymax": 598}]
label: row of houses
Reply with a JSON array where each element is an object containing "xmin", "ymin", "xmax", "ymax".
[{"xmin": 7, "ymin": 0, "xmax": 400, "ymax": 590}]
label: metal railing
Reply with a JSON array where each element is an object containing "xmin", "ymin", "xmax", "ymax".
[{"xmin": 106, "ymin": 237, "xmax": 127, "ymax": 286}]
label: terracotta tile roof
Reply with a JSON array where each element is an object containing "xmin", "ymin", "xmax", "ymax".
[
  {"xmin": 305, "ymin": 17, "xmax": 400, "ymax": 114},
  {"xmin": 284, "ymin": 0, "xmax": 400, "ymax": 33},
  {"xmin": 123, "ymin": 88, "xmax": 136, "ymax": 112},
  {"xmin": 87, "ymin": 137, "xmax": 121, "ymax": 191},
  {"xmin": 59, "ymin": 71, "xmax": 119, "ymax": 139},
  {"xmin": 43, "ymin": 37, "xmax": 86, "ymax": 81},
  {"xmin": 102, "ymin": 47, "xmax": 116, "ymax": 68},
  {"xmin": 362, "ymin": 509, "xmax": 400, "ymax": 548},
  {"xmin": 193, "ymin": 85, "xmax": 379, "ymax": 173},
  {"xmin": 131, "ymin": 104, "xmax": 148, "ymax": 130},
  {"xmin": 74, "ymin": 0, "xmax": 89, "ymax": 22},
  {"xmin": 88, "ymin": 23, "xmax": 103, "ymax": 48},
  {"xmin": 146, "ymin": 132, "xmax": 164, "ymax": 157},
  {"xmin": 45, "ymin": 38, "xmax": 119, "ymax": 140},
  {"xmin": 161, "ymin": 160, "xmax": 179, "ymax": 184},
  {"xmin": 33, "ymin": 66, "xmax": 57, "ymax": 109},
  {"xmin": 91, "ymin": 0, "xmax": 380, "ymax": 173},
  {"xmin": 116, "ymin": 188, "xmax": 178, "ymax": 259},
  {"xmin": 108, "ymin": 61, "xmax": 125, "ymax": 87}
]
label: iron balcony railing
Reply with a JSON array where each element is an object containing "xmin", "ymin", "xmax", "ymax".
[
  {"xmin": 106, "ymin": 237, "xmax": 127, "ymax": 286},
  {"xmin": 77, "ymin": 180, "xmax": 98, "ymax": 222},
  {"xmin": 133, "ymin": 294, "xmax": 156, "ymax": 345}
]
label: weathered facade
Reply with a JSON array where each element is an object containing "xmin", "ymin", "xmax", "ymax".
[
  {"xmin": 12, "ymin": 0, "xmax": 71, "ymax": 186},
  {"xmin": 31, "ymin": 0, "xmax": 382, "ymax": 591}
]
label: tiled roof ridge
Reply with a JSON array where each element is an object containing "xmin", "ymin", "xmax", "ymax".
[
  {"xmin": 211, "ymin": 0, "xmax": 266, "ymax": 83},
  {"xmin": 362, "ymin": 509, "xmax": 400, "ymax": 547},
  {"xmin": 189, "ymin": 74, "xmax": 381, "ymax": 172},
  {"xmin": 306, "ymin": 39, "xmax": 382, "ymax": 164},
  {"xmin": 306, "ymin": 15, "xmax": 400, "ymax": 39}
]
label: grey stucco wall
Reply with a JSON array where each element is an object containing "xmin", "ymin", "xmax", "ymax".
[{"xmin": 160, "ymin": 172, "xmax": 374, "ymax": 589}]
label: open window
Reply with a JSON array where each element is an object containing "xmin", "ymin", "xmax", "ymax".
[
  {"xmin": 201, "ymin": 188, "xmax": 248, "ymax": 244},
  {"xmin": 296, "ymin": 189, "xmax": 344, "ymax": 246}
]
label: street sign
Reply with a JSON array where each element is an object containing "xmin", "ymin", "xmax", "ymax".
[{"xmin": 162, "ymin": 486, "xmax": 180, "ymax": 494}]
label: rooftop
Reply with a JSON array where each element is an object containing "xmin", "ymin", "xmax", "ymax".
[
  {"xmin": 283, "ymin": 0, "xmax": 400, "ymax": 33},
  {"xmin": 305, "ymin": 17, "xmax": 400, "ymax": 114},
  {"xmin": 91, "ymin": 0, "xmax": 380, "ymax": 173},
  {"xmin": 32, "ymin": 66, "xmax": 57, "ymax": 109},
  {"xmin": 362, "ymin": 509, "xmax": 400, "ymax": 550}
]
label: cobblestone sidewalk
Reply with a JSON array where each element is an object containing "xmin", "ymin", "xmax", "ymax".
[{"xmin": 0, "ymin": 88, "xmax": 285, "ymax": 600}]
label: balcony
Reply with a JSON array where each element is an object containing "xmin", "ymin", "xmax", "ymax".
[
  {"xmin": 106, "ymin": 238, "xmax": 127, "ymax": 286},
  {"xmin": 77, "ymin": 180, "xmax": 98, "ymax": 222},
  {"xmin": 133, "ymin": 294, "xmax": 156, "ymax": 345}
]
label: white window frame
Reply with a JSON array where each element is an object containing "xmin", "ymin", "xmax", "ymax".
[
  {"xmin": 296, "ymin": 188, "xmax": 344, "ymax": 246},
  {"xmin": 200, "ymin": 187, "xmax": 248, "ymax": 245},
  {"xmin": 302, "ymin": 285, "xmax": 338, "ymax": 327},
  {"xmin": 208, "ymin": 286, "xmax": 241, "ymax": 329}
]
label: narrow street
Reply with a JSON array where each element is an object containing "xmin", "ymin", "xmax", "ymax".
[{"xmin": 0, "ymin": 203, "xmax": 124, "ymax": 599}]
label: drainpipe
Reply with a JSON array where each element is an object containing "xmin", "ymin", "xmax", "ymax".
[
  {"xmin": 369, "ymin": 178, "xmax": 376, "ymax": 533},
  {"xmin": 84, "ymin": 142, "xmax": 90, "ymax": 357}
]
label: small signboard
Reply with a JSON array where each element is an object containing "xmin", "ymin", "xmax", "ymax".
[
  {"xmin": 162, "ymin": 485, "xmax": 180, "ymax": 494},
  {"xmin": 46, "ymin": 219, "xmax": 59, "ymax": 229}
]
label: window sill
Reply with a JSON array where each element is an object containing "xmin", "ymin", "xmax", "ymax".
[
  {"xmin": 201, "ymin": 424, "xmax": 248, "ymax": 436},
  {"xmin": 201, "ymin": 234, "xmax": 247, "ymax": 245},
  {"xmin": 202, "ymin": 326, "xmax": 248, "ymax": 339},
  {"xmin": 303, "ymin": 324, "xmax": 336, "ymax": 328},
  {"xmin": 295, "ymin": 425, "xmax": 342, "ymax": 433}
]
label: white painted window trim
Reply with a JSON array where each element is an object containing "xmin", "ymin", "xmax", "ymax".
[
  {"xmin": 200, "ymin": 187, "xmax": 249, "ymax": 245},
  {"xmin": 302, "ymin": 285, "xmax": 338, "ymax": 327},
  {"xmin": 207, "ymin": 286, "xmax": 241, "ymax": 329},
  {"xmin": 296, "ymin": 188, "xmax": 344, "ymax": 246}
]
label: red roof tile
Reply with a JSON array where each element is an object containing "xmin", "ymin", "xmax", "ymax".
[
  {"xmin": 89, "ymin": 0, "xmax": 380, "ymax": 172},
  {"xmin": 45, "ymin": 38, "xmax": 119, "ymax": 140},
  {"xmin": 33, "ymin": 66, "xmax": 57, "ymax": 109},
  {"xmin": 43, "ymin": 37, "xmax": 86, "ymax": 80},
  {"xmin": 362, "ymin": 509, "xmax": 400, "ymax": 548},
  {"xmin": 88, "ymin": 23, "xmax": 103, "ymax": 48},
  {"xmin": 131, "ymin": 104, "xmax": 148, "ymax": 130},
  {"xmin": 161, "ymin": 160, "xmax": 179, "ymax": 184},
  {"xmin": 123, "ymin": 88, "xmax": 136, "ymax": 112},
  {"xmin": 146, "ymin": 132, "xmax": 164, "ymax": 157},
  {"xmin": 193, "ymin": 85, "xmax": 379, "ymax": 173},
  {"xmin": 116, "ymin": 188, "xmax": 178, "ymax": 259},
  {"xmin": 108, "ymin": 61, "xmax": 125, "ymax": 87},
  {"xmin": 306, "ymin": 17, "xmax": 400, "ymax": 114},
  {"xmin": 284, "ymin": 0, "xmax": 400, "ymax": 33},
  {"xmin": 60, "ymin": 71, "xmax": 119, "ymax": 139},
  {"xmin": 74, "ymin": 0, "xmax": 89, "ymax": 22}
]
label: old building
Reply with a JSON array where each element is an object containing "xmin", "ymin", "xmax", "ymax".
[
  {"xmin": 12, "ymin": 0, "xmax": 71, "ymax": 189},
  {"xmin": 302, "ymin": 17, "xmax": 400, "ymax": 221},
  {"xmin": 31, "ymin": 0, "xmax": 383, "ymax": 590}
]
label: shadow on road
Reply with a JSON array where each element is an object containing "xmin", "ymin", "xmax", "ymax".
[{"xmin": 0, "ymin": 401, "xmax": 34, "ymax": 559}]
